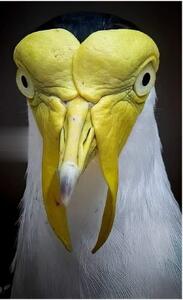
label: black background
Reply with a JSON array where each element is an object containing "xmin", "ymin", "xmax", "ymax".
[{"xmin": 0, "ymin": 1, "xmax": 181, "ymax": 295}]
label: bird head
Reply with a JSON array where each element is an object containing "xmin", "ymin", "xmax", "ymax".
[{"xmin": 13, "ymin": 28, "xmax": 159, "ymax": 253}]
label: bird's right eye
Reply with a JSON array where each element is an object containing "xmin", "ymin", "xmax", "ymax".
[{"xmin": 16, "ymin": 69, "xmax": 34, "ymax": 98}]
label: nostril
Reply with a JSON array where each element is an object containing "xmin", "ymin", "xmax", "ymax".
[
  {"xmin": 83, "ymin": 128, "xmax": 92, "ymax": 145},
  {"xmin": 60, "ymin": 99, "xmax": 67, "ymax": 106},
  {"xmin": 88, "ymin": 102, "xmax": 94, "ymax": 108}
]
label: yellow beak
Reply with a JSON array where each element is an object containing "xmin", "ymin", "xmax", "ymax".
[{"xmin": 58, "ymin": 98, "xmax": 94, "ymax": 206}]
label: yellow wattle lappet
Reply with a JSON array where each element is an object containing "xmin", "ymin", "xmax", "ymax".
[{"xmin": 13, "ymin": 28, "xmax": 159, "ymax": 253}]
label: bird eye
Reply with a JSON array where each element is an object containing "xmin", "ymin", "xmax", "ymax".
[
  {"xmin": 134, "ymin": 63, "xmax": 156, "ymax": 97},
  {"xmin": 16, "ymin": 69, "xmax": 34, "ymax": 98}
]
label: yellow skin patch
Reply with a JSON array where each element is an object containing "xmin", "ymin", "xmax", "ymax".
[{"xmin": 14, "ymin": 28, "xmax": 159, "ymax": 253}]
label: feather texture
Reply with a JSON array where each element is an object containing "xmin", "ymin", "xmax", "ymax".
[{"xmin": 11, "ymin": 88, "xmax": 181, "ymax": 298}]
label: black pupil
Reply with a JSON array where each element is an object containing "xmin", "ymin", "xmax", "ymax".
[
  {"xmin": 142, "ymin": 73, "xmax": 150, "ymax": 86},
  {"xmin": 21, "ymin": 75, "xmax": 28, "ymax": 88}
]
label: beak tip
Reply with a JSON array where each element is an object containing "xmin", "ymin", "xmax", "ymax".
[{"xmin": 59, "ymin": 161, "xmax": 81, "ymax": 207}]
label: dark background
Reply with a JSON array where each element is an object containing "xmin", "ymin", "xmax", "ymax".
[{"xmin": 0, "ymin": 1, "xmax": 181, "ymax": 296}]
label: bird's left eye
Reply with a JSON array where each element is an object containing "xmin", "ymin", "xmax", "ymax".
[
  {"xmin": 16, "ymin": 69, "xmax": 34, "ymax": 99},
  {"xmin": 134, "ymin": 63, "xmax": 156, "ymax": 97}
]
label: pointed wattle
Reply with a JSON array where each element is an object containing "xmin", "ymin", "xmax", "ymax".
[
  {"xmin": 31, "ymin": 97, "xmax": 72, "ymax": 251},
  {"xmin": 91, "ymin": 93, "xmax": 142, "ymax": 252}
]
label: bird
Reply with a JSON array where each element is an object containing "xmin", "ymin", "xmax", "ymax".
[{"xmin": 11, "ymin": 12, "xmax": 181, "ymax": 298}]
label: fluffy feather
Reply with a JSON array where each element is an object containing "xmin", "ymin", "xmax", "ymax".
[{"xmin": 11, "ymin": 88, "xmax": 181, "ymax": 298}]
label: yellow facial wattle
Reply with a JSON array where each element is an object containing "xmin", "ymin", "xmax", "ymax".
[{"xmin": 13, "ymin": 28, "xmax": 159, "ymax": 253}]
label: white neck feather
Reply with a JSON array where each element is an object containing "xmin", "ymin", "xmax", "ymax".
[{"xmin": 12, "ymin": 88, "xmax": 181, "ymax": 298}]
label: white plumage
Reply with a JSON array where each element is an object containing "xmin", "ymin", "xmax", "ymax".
[{"xmin": 11, "ymin": 88, "xmax": 181, "ymax": 298}]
